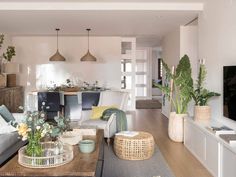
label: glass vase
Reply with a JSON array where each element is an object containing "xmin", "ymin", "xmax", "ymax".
[{"xmin": 26, "ymin": 137, "xmax": 42, "ymax": 157}]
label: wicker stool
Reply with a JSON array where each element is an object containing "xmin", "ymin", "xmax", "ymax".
[{"xmin": 114, "ymin": 131, "xmax": 155, "ymax": 160}]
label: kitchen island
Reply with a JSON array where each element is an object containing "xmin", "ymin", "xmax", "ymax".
[{"xmin": 28, "ymin": 90, "xmax": 106, "ymax": 121}]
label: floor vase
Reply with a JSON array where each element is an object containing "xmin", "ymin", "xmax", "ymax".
[{"xmin": 168, "ymin": 112, "xmax": 186, "ymax": 142}]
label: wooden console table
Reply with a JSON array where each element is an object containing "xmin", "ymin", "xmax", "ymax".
[
  {"xmin": 0, "ymin": 130, "xmax": 104, "ymax": 177},
  {"xmin": 0, "ymin": 86, "xmax": 24, "ymax": 113}
]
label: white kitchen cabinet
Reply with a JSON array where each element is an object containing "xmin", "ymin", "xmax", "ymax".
[
  {"xmin": 184, "ymin": 119, "xmax": 219, "ymax": 177},
  {"xmin": 205, "ymin": 134, "xmax": 218, "ymax": 177},
  {"xmin": 222, "ymin": 146, "xmax": 236, "ymax": 177},
  {"xmin": 184, "ymin": 121, "xmax": 205, "ymax": 163}
]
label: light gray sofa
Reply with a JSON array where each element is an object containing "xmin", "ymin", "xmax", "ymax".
[
  {"xmin": 0, "ymin": 113, "xmax": 27, "ymax": 166},
  {"xmin": 80, "ymin": 90, "xmax": 129, "ymax": 143},
  {"xmin": 0, "ymin": 132, "xmax": 26, "ymax": 166}
]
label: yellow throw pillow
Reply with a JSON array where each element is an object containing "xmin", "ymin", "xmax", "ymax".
[{"xmin": 91, "ymin": 106, "xmax": 117, "ymax": 119}]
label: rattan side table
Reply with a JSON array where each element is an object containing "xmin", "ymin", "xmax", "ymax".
[{"xmin": 114, "ymin": 131, "xmax": 155, "ymax": 160}]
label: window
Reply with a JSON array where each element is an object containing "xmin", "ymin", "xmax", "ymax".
[{"xmin": 158, "ymin": 58, "xmax": 163, "ymax": 79}]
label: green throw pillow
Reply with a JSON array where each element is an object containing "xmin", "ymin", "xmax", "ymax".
[{"xmin": 0, "ymin": 105, "xmax": 15, "ymax": 122}]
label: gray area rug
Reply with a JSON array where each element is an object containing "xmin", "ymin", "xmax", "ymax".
[
  {"xmin": 136, "ymin": 99, "xmax": 162, "ymax": 109},
  {"xmin": 103, "ymin": 144, "xmax": 175, "ymax": 177}
]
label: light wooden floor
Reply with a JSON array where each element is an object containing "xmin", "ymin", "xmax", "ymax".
[{"xmin": 127, "ymin": 109, "xmax": 213, "ymax": 177}]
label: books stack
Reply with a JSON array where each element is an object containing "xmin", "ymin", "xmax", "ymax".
[
  {"xmin": 116, "ymin": 131, "xmax": 139, "ymax": 137},
  {"xmin": 219, "ymin": 134, "xmax": 236, "ymax": 146},
  {"xmin": 73, "ymin": 125, "xmax": 97, "ymax": 136},
  {"xmin": 206, "ymin": 126, "xmax": 235, "ymax": 136}
]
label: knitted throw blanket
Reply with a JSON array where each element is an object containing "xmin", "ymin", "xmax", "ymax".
[{"xmin": 101, "ymin": 108, "xmax": 127, "ymax": 132}]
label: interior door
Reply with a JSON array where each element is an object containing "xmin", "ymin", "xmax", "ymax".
[{"xmin": 135, "ymin": 48, "xmax": 152, "ymax": 99}]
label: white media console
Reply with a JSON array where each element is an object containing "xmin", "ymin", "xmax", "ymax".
[{"xmin": 184, "ymin": 117, "xmax": 236, "ymax": 177}]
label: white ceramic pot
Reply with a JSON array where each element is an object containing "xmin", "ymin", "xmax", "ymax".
[
  {"xmin": 168, "ymin": 112, "xmax": 187, "ymax": 142},
  {"xmin": 3, "ymin": 62, "xmax": 19, "ymax": 74},
  {"xmin": 194, "ymin": 106, "xmax": 211, "ymax": 121}
]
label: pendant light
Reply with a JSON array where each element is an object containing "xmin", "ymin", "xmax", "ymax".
[
  {"xmin": 80, "ymin": 28, "xmax": 97, "ymax": 62},
  {"xmin": 49, "ymin": 28, "xmax": 66, "ymax": 61}
]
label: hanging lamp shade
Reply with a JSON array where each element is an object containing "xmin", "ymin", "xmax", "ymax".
[
  {"xmin": 49, "ymin": 28, "xmax": 66, "ymax": 61},
  {"xmin": 81, "ymin": 28, "xmax": 97, "ymax": 62}
]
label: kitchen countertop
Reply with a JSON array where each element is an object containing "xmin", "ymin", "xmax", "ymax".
[{"xmin": 29, "ymin": 89, "xmax": 108, "ymax": 96}]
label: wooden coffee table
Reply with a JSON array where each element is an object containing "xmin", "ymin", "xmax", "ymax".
[{"xmin": 0, "ymin": 129, "xmax": 104, "ymax": 177}]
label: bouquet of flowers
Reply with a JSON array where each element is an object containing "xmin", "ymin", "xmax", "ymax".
[{"xmin": 16, "ymin": 103, "xmax": 70, "ymax": 156}]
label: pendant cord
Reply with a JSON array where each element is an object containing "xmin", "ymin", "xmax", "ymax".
[
  {"xmin": 88, "ymin": 30, "xmax": 89, "ymax": 51},
  {"xmin": 56, "ymin": 28, "xmax": 60, "ymax": 50},
  {"xmin": 87, "ymin": 28, "xmax": 91, "ymax": 51}
]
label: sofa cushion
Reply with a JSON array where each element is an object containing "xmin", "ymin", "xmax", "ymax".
[
  {"xmin": 0, "ymin": 115, "xmax": 16, "ymax": 134},
  {"xmin": 0, "ymin": 132, "xmax": 19, "ymax": 155},
  {"xmin": 91, "ymin": 106, "xmax": 116, "ymax": 120},
  {"xmin": 81, "ymin": 119, "xmax": 107, "ymax": 130},
  {"xmin": 0, "ymin": 105, "xmax": 15, "ymax": 122}
]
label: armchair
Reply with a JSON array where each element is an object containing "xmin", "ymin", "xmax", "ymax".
[{"xmin": 80, "ymin": 90, "xmax": 129, "ymax": 142}]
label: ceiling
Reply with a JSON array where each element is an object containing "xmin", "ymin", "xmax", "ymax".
[
  {"xmin": 0, "ymin": 1, "xmax": 202, "ymax": 46},
  {"xmin": 0, "ymin": 0, "xmax": 205, "ymax": 2}
]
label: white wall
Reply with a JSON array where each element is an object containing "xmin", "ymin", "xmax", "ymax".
[
  {"xmin": 12, "ymin": 36, "xmax": 122, "ymax": 93},
  {"xmin": 161, "ymin": 28, "xmax": 181, "ymax": 67},
  {"xmin": 161, "ymin": 25, "xmax": 198, "ymax": 117},
  {"xmin": 198, "ymin": 0, "xmax": 236, "ymax": 128},
  {"xmin": 161, "ymin": 28, "xmax": 180, "ymax": 117},
  {"xmin": 180, "ymin": 26, "xmax": 198, "ymax": 81},
  {"xmin": 180, "ymin": 25, "xmax": 198, "ymax": 116}
]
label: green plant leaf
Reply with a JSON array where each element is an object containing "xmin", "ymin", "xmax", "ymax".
[
  {"xmin": 191, "ymin": 64, "xmax": 220, "ymax": 106},
  {"xmin": 156, "ymin": 55, "xmax": 193, "ymax": 114}
]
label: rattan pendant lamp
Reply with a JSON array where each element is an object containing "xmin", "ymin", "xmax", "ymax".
[
  {"xmin": 80, "ymin": 28, "xmax": 97, "ymax": 62},
  {"xmin": 49, "ymin": 28, "xmax": 66, "ymax": 61}
]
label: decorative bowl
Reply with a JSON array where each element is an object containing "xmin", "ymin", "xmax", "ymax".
[
  {"xmin": 59, "ymin": 131, "xmax": 82, "ymax": 145},
  {"xmin": 79, "ymin": 140, "xmax": 95, "ymax": 153}
]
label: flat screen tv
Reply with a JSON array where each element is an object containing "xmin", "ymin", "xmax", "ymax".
[{"xmin": 223, "ymin": 66, "xmax": 236, "ymax": 121}]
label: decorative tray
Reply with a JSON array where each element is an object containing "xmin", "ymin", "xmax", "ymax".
[{"xmin": 18, "ymin": 142, "xmax": 73, "ymax": 168}]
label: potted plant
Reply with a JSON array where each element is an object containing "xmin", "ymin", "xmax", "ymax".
[
  {"xmin": 3, "ymin": 46, "xmax": 16, "ymax": 62},
  {"xmin": 2, "ymin": 46, "xmax": 19, "ymax": 74},
  {"xmin": 156, "ymin": 55, "xmax": 193, "ymax": 142},
  {"xmin": 191, "ymin": 63, "xmax": 220, "ymax": 121},
  {"xmin": 0, "ymin": 34, "xmax": 7, "ymax": 88}
]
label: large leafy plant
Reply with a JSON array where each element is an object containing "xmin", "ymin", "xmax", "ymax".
[
  {"xmin": 0, "ymin": 34, "xmax": 16, "ymax": 62},
  {"xmin": 155, "ymin": 55, "xmax": 193, "ymax": 114},
  {"xmin": 3, "ymin": 46, "xmax": 16, "ymax": 62},
  {"xmin": 191, "ymin": 64, "xmax": 220, "ymax": 106}
]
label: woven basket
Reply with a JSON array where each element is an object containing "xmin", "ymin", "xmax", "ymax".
[
  {"xmin": 194, "ymin": 106, "xmax": 211, "ymax": 121},
  {"xmin": 114, "ymin": 131, "xmax": 154, "ymax": 160}
]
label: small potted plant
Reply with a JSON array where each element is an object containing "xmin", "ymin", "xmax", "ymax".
[
  {"xmin": 155, "ymin": 55, "xmax": 193, "ymax": 142},
  {"xmin": 2, "ymin": 46, "xmax": 19, "ymax": 74},
  {"xmin": 191, "ymin": 63, "xmax": 220, "ymax": 121}
]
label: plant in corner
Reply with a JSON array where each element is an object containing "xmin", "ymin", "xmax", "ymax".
[
  {"xmin": 191, "ymin": 63, "xmax": 220, "ymax": 121},
  {"xmin": 1, "ymin": 35, "xmax": 17, "ymax": 76},
  {"xmin": 155, "ymin": 55, "xmax": 193, "ymax": 142},
  {"xmin": 3, "ymin": 46, "xmax": 16, "ymax": 62}
]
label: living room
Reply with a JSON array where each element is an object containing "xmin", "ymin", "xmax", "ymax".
[{"xmin": 0, "ymin": 0, "xmax": 236, "ymax": 177}]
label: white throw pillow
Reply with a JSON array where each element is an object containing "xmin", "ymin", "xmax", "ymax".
[{"xmin": 0, "ymin": 115, "xmax": 17, "ymax": 134}]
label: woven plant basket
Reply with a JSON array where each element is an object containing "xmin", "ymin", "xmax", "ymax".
[
  {"xmin": 194, "ymin": 106, "xmax": 211, "ymax": 121},
  {"xmin": 114, "ymin": 132, "xmax": 154, "ymax": 160}
]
